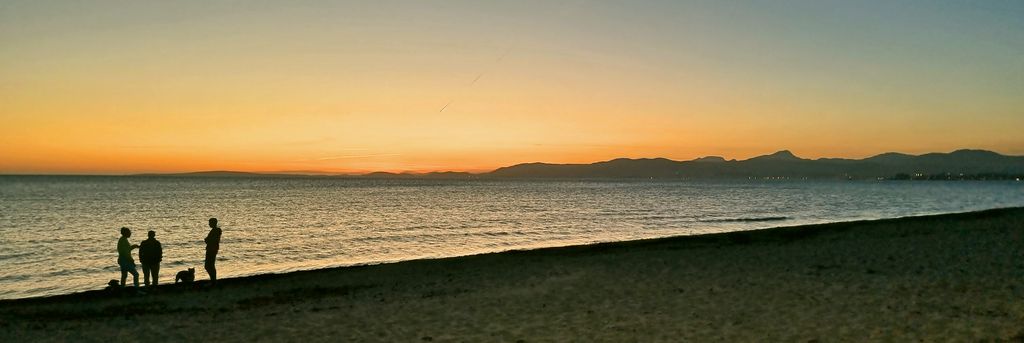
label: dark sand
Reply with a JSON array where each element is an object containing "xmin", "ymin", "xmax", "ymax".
[{"xmin": 2, "ymin": 208, "xmax": 1023, "ymax": 342}]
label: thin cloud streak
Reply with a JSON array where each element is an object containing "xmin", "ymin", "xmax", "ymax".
[{"xmin": 314, "ymin": 153, "xmax": 402, "ymax": 161}]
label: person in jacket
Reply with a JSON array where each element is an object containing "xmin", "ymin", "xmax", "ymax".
[{"xmin": 139, "ymin": 230, "xmax": 163, "ymax": 287}]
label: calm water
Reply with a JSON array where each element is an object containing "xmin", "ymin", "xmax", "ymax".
[{"xmin": 1, "ymin": 176, "xmax": 1022, "ymax": 299}]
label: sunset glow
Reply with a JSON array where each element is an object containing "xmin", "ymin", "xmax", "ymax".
[{"xmin": 2, "ymin": 1, "xmax": 1022, "ymax": 174}]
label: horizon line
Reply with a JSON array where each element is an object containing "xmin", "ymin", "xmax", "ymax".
[{"xmin": 0, "ymin": 148, "xmax": 1018, "ymax": 176}]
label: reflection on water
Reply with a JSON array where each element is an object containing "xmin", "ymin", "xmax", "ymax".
[{"xmin": 1, "ymin": 176, "xmax": 1021, "ymax": 299}]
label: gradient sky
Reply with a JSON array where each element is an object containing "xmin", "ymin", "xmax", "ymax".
[{"xmin": 2, "ymin": 1, "xmax": 1022, "ymax": 173}]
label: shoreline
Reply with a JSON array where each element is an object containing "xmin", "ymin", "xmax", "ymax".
[
  {"xmin": 1, "ymin": 207, "xmax": 1016, "ymax": 304},
  {"xmin": 3, "ymin": 207, "xmax": 1023, "ymax": 340}
]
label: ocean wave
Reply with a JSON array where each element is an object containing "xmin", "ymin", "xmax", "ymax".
[
  {"xmin": 348, "ymin": 229, "xmax": 527, "ymax": 244},
  {"xmin": 0, "ymin": 252, "xmax": 35, "ymax": 260},
  {"xmin": 700, "ymin": 216, "xmax": 790, "ymax": 223},
  {"xmin": 0, "ymin": 274, "xmax": 31, "ymax": 282}
]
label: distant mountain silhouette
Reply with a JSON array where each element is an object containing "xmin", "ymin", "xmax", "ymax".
[
  {"xmin": 131, "ymin": 149, "xmax": 1024, "ymax": 180},
  {"xmin": 746, "ymin": 150, "xmax": 802, "ymax": 161},
  {"xmin": 691, "ymin": 156, "xmax": 728, "ymax": 163},
  {"xmin": 486, "ymin": 149, "xmax": 1024, "ymax": 180}
]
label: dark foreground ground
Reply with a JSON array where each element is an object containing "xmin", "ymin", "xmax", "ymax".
[{"xmin": 2, "ymin": 208, "xmax": 1023, "ymax": 342}]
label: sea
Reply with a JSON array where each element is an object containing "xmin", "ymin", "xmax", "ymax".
[{"xmin": 1, "ymin": 176, "xmax": 1022, "ymax": 300}]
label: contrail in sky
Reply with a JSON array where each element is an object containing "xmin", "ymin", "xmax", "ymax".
[
  {"xmin": 314, "ymin": 154, "xmax": 402, "ymax": 161},
  {"xmin": 439, "ymin": 48, "xmax": 509, "ymax": 113},
  {"xmin": 437, "ymin": 1, "xmax": 587, "ymax": 113},
  {"xmin": 469, "ymin": 48, "xmax": 511, "ymax": 87}
]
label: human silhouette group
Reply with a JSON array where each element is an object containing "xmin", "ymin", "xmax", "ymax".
[{"xmin": 115, "ymin": 217, "xmax": 222, "ymax": 289}]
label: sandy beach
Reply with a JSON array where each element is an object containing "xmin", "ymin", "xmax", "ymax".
[{"xmin": 2, "ymin": 208, "xmax": 1022, "ymax": 342}]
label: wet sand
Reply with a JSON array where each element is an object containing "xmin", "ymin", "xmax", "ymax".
[{"xmin": 2, "ymin": 208, "xmax": 1023, "ymax": 342}]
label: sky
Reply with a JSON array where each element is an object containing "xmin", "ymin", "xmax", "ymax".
[{"xmin": 2, "ymin": 0, "xmax": 1022, "ymax": 174}]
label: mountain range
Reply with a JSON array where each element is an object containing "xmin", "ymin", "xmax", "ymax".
[
  {"xmin": 486, "ymin": 149, "xmax": 1024, "ymax": 180},
  {"xmin": 152, "ymin": 149, "xmax": 1024, "ymax": 180}
]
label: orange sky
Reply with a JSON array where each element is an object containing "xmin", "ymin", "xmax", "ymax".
[{"xmin": 2, "ymin": 1, "xmax": 1022, "ymax": 174}]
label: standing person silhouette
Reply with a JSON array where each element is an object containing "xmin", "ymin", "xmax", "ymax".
[
  {"xmin": 117, "ymin": 227, "xmax": 140, "ymax": 288},
  {"xmin": 205, "ymin": 218, "xmax": 222, "ymax": 285},
  {"xmin": 139, "ymin": 230, "xmax": 163, "ymax": 286}
]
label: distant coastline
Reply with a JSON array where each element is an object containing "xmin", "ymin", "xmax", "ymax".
[
  {"xmin": 119, "ymin": 148, "xmax": 1024, "ymax": 180},
  {"xmin": 5, "ymin": 148, "xmax": 1021, "ymax": 180}
]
